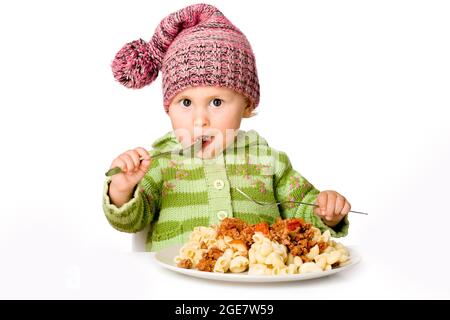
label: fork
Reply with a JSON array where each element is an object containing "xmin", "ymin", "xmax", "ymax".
[
  {"xmin": 105, "ymin": 140, "xmax": 265, "ymax": 177},
  {"xmin": 235, "ymin": 187, "xmax": 368, "ymax": 215},
  {"xmin": 105, "ymin": 139, "xmax": 203, "ymax": 177}
]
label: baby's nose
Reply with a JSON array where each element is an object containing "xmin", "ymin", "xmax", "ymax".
[{"xmin": 193, "ymin": 109, "xmax": 209, "ymax": 127}]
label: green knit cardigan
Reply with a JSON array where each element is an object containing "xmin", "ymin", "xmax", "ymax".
[{"xmin": 103, "ymin": 130, "xmax": 349, "ymax": 251}]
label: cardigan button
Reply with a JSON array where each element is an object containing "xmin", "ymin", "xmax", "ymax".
[
  {"xmin": 217, "ymin": 211, "xmax": 228, "ymax": 220},
  {"xmin": 214, "ymin": 179, "xmax": 225, "ymax": 190}
]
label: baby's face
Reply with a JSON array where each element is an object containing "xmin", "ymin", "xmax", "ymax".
[{"xmin": 168, "ymin": 86, "xmax": 252, "ymax": 159}]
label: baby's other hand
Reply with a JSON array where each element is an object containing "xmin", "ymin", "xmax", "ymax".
[
  {"xmin": 313, "ymin": 190, "xmax": 350, "ymax": 228},
  {"xmin": 109, "ymin": 147, "xmax": 151, "ymax": 193}
]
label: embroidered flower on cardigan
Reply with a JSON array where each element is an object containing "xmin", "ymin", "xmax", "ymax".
[
  {"xmin": 288, "ymin": 175, "xmax": 302, "ymax": 191},
  {"xmin": 175, "ymin": 170, "xmax": 189, "ymax": 180},
  {"xmin": 168, "ymin": 160, "xmax": 178, "ymax": 168},
  {"xmin": 252, "ymin": 179, "xmax": 267, "ymax": 193},
  {"xmin": 255, "ymin": 163, "xmax": 271, "ymax": 176},
  {"xmin": 283, "ymin": 177, "xmax": 313, "ymax": 210},
  {"xmin": 229, "ymin": 158, "xmax": 272, "ymax": 193},
  {"xmin": 162, "ymin": 181, "xmax": 176, "ymax": 197},
  {"xmin": 139, "ymin": 187, "xmax": 155, "ymax": 203},
  {"xmin": 233, "ymin": 165, "xmax": 251, "ymax": 180},
  {"xmin": 162, "ymin": 159, "xmax": 190, "ymax": 181},
  {"xmin": 282, "ymin": 195, "xmax": 297, "ymax": 209}
]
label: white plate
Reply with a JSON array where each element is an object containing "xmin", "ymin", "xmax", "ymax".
[{"xmin": 153, "ymin": 244, "xmax": 361, "ymax": 282}]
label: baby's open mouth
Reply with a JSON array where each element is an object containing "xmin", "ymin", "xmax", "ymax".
[{"xmin": 200, "ymin": 135, "xmax": 214, "ymax": 149}]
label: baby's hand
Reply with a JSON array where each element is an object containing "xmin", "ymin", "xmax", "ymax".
[
  {"xmin": 109, "ymin": 147, "xmax": 151, "ymax": 194},
  {"xmin": 313, "ymin": 190, "xmax": 351, "ymax": 228}
]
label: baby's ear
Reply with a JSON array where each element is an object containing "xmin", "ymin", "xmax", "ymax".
[{"xmin": 243, "ymin": 101, "xmax": 256, "ymax": 118}]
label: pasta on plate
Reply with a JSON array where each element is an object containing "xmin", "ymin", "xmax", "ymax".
[{"xmin": 174, "ymin": 218, "xmax": 351, "ymax": 275}]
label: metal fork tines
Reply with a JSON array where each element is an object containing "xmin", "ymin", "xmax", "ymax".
[
  {"xmin": 144, "ymin": 139, "xmax": 202, "ymax": 160},
  {"xmin": 235, "ymin": 187, "xmax": 368, "ymax": 215},
  {"xmin": 105, "ymin": 139, "xmax": 202, "ymax": 177}
]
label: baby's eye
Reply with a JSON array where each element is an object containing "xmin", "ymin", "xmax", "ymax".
[
  {"xmin": 180, "ymin": 99, "xmax": 192, "ymax": 108},
  {"xmin": 210, "ymin": 98, "xmax": 223, "ymax": 108}
]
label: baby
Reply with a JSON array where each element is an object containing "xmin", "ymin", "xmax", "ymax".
[{"xmin": 103, "ymin": 4, "xmax": 351, "ymax": 251}]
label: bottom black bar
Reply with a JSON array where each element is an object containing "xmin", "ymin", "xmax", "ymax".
[{"xmin": 0, "ymin": 300, "xmax": 449, "ymax": 319}]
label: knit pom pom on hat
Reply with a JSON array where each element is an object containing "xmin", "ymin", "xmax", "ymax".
[
  {"xmin": 112, "ymin": 39, "xmax": 160, "ymax": 89},
  {"xmin": 111, "ymin": 3, "xmax": 260, "ymax": 112}
]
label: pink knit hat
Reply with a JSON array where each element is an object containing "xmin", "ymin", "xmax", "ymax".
[{"xmin": 111, "ymin": 3, "xmax": 260, "ymax": 112}]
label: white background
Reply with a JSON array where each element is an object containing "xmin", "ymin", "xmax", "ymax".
[{"xmin": 0, "ymin": 0, "xmax": 449, "ymax": 299}]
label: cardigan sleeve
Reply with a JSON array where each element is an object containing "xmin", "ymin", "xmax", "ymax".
[
  {"xmin": 102, "ymin": 157, "xmax": 163, "ymax": 233},
  {"xmin": 273, "ymin": 151, "xmax": 349, "ymax": 238}
]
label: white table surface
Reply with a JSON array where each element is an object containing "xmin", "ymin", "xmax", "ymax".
[{"xmin": 1, "ymin": 246, "xmax": 448, "ymax": 300}]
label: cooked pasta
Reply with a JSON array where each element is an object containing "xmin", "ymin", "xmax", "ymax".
[
  {"xmin": 248, "ymin": 263, "xmax": 268, "ymax": 275},
  {"xmin": 213, "ymin": 248, "xmax": 233, "ymax": 273},
  {"xmin": 175, "ymin": 217, "xmax": 352, "ymax": 276},
  {"xmin": 229, "ymin": 256, "xmax": 249, "ymax": 273}
]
